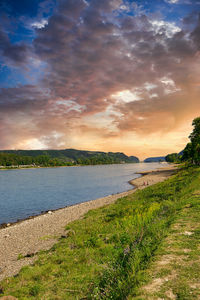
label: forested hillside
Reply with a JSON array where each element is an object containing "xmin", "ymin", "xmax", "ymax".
[
  {"xmin": 0, "ymin": 149, "xmax": 139, "ymax": 167},
  {"xmin": 144, "ymin": 156, "xmax": 166, "ymax": 163}
]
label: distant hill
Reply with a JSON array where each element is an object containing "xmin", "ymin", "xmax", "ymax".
[
  {"xmin": 144, "ymin": 156, "xmax": 166, "ymax": 163},
  {"xmin": 0, "ymin": 149, "xmax": 139, "ymax": 166}
]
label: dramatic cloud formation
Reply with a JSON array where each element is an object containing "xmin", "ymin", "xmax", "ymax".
[
  {"xmin": 0, "ymin": 0, "xmax": 200, "ymax": 158},
  {"xmin": 0, "ymin": 26, "xmax": 29, "ymax": 66}
]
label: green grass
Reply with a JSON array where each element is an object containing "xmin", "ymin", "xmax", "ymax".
[
  {"xmin": 130, "ymin": 170, "xmax": 200, "ymax": 299},
  {"xmin": 0, "ymin": 166, "xmax": 200, "ymax": 299}
]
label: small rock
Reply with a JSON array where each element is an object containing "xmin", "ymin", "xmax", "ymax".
[
  {"xmin": 0, "ymin": 224, "xmax": 7, "ymax": 229},
  {"xmin": 183, "ymin": 249, "xmax": 191, "ymax": 253},
  {"xmin": 123, "ymin": 245, "xmax": 130, "ymax": 255},
  {"xmin": 25, "ymin": 252, "xmax": 34, "ymax": 258},
  {"xmin": 61, "ymin": 235, "xmax": 67, "ymax": 238},
  {"xmin": 69, "ymin": 243, "xmax": 77, "ymax": 249},
  {"xmin": 6, "ymin": 223, "xmax": 10, "ymax": 227},
  {"xmin": 184, "ymin": 231, "xmax": 193, "ymax": 236},
  {"xmin": 59, "ymin": 235, "xmax": 67, "ymax": 240},
  {"xmin": 165, "ymin": 289, "xmax": 176, "ymax": 300},
  {"xmin": 103, "ymin": 237, "xmax": 109, "ymax": 242},
  {"xmin": 48, "ymin": 211, "xmax": 52, "ymax": 214},
  {"xmin": 65, "ymin": 229, "xmax": 75, "ymax": 237}
]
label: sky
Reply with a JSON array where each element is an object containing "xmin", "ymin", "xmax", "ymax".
[{"xmin": 0, "ymin": 0, "xmax": 200, "ymax": 159}]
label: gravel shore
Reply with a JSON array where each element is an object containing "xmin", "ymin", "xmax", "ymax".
[{"xmin": 0, "ymin": 164, "xmax": 177, "ymax": 281}]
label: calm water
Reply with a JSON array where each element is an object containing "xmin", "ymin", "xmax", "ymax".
[{"xmin": 0, "ymin": 162, "xmax": 163, "ymax": 224}]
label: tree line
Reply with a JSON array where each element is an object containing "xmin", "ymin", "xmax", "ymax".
[
  {"xmin": 0, "ymin": 151, "xmax": 139, "ymax": 167},
  {"xmin": 166, "ymin": 117, "xmax": 200, "ymax": 165},
  {"xmin": 0, "ymin": 153, "xmax": 67, "ymax": 167}
]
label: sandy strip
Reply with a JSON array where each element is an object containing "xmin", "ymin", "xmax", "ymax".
[
  {"xmin": 129, "ymin": 164, "xmax": 178, "ymax": 188},
  {"xmin": 0, "ymin": 164, "xmax": 177, "ymax": 281}
]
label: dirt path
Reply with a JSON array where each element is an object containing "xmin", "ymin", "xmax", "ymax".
[
  {"xmin": 0, "ymin": 165, "xmax": 177, "ymax": 281},
  {"xmin": 134, "ymin": 192, "xmax": 200, "ymax": 300}
]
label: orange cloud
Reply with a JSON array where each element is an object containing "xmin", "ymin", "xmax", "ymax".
[{"xmin": 0, "ymin": 1, "xmax": 200, "ymax": 158}]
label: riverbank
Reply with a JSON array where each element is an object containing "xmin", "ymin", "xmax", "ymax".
[
  {"xmin": 0, "ymin": 164, "xmax": 80, "ymax": 171},
  {"xmin": 0, "ymin": 164, "xmax": 177, "ymax": 282},
  {"xmin": 130, "ymin": 164, "xmax": 178, "ymax": 188},
  {"xmin": 3, "ymin": 164, "xmax": 196, "ymax": 300},
  {"xmin": 134, "ymin": 193, "xmax": 200, "ymax": 299}
]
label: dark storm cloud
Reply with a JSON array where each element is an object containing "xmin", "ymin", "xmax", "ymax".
[
  {"xmin": 0, "ymin": 26, "xmax": 30, "ymax": 66},
  {"xmin": 33, "ymin": 1, "xmax": 157, "ymax": 112},
  {"xmin": 33, "ymin": 1, "xmax": 199, "ymax": 109},
  {"xmin": 0, "ymin": 85, "xmax": 49, "ymax": 111}
]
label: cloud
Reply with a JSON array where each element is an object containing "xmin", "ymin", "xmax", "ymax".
[
  {"xmin": 31, "ymin": 19, "xmax": 48, "ymax": 28},
  {"xmin": 150, "ymin": 20, "xmax": 181, "ymax": 37},
  {"xmin": 165, "ymin": 0, "xmax": 179, "ymax": 3},
  {"xmin": 0, "ymin": 0, "xmax": 200, "ymax": 156},
  {"xmin": 112, "ymin": 88, "xmax": 200, "ymax": 135},
  {"xmin": 0, "ymin": 26, "xmax": 30, "ymax": 66}
]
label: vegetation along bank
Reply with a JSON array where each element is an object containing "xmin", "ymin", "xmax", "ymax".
[
  {"xmin": 1, "ymin": 164, "xmax": 200, "ymax": 299},
  {"xmin": 0, "ymin": 149, "xmax": 139, "ymax": 168}
]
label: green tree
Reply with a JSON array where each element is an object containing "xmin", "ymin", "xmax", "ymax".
[
  {"xmin": 165, "ymin": 153, "xmax": 181, "ymax": 163},
  {"xmin": 183, "ymin": 117, "xmax": 200, "ymax": 165}
]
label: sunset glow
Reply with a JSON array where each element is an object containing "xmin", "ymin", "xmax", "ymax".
[{"xmin": 0, "ymin": 0, "xmax": 200, "ymax": 159}]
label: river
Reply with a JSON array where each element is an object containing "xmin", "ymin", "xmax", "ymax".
[{"xmin": 0, "ymin": 162, "xmax": 163, "ymax": 224}]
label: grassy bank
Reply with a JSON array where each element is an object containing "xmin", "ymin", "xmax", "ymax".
[
  {"xmin": 0, "ymin": 166, "xmax": 199, "ymax": 299},
  {"xmin": 133, "ymin": 188, "xmax": 200, "ymax": 299}
]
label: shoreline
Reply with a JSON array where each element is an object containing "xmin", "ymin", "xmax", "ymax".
[
  {"xmin": 0, "ymin": 161, "xmax": 168, "ymax": 171},
  {"xmin": 0, "ymin": 164, "xmax": 177, "ymax": 281},
  {"xmin": 0, "ymin": 161, "xmax": 140, "ymax": 171},
  {"xmin": 0, "ymin": 162, "xmax": 170, "ymax": 228},
  {"xmin": 0, "ymin": 185, "xmax": 135, "ymax": 230},
  {"xmin": 0, "ymin": 165, "xmax": 82, "ymax": 171}
]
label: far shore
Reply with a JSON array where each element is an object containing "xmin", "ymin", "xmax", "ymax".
[
  {"xmin": 0, "ymin": 161, "xmax": 167, "ymax": 171},
  {"xmin": 0, "ymin": 164, "xmax": 81, "ymax": 171},
  {"xmin": 0, "ymin": 164, "xmax": 177, "ymax": 281}
]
